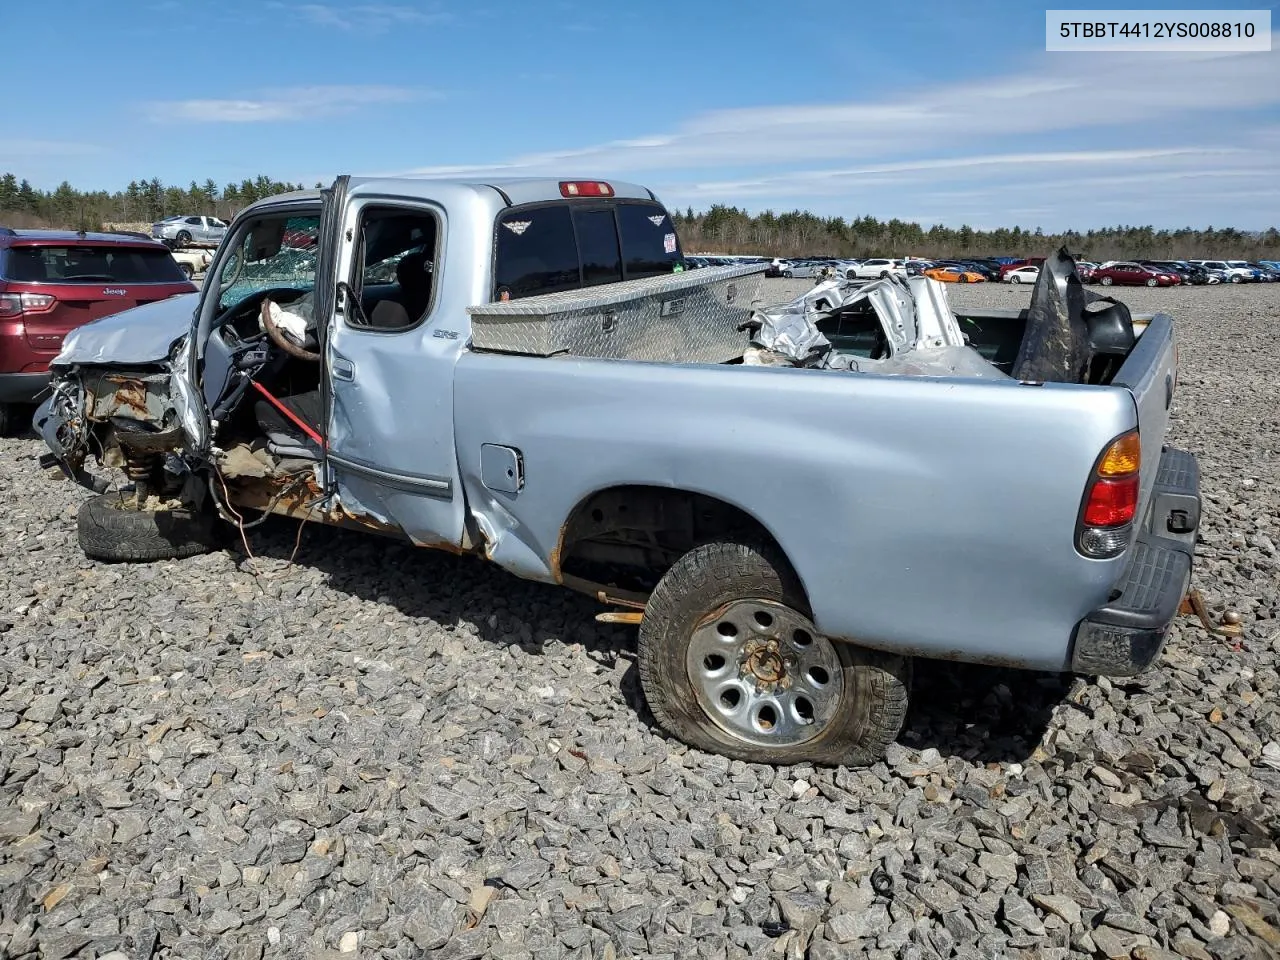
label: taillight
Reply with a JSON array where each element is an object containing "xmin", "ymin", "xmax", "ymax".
[
  {"xmin": 0, "ymin": 293, "xmax": 55, "ymax": 318},
  {"xmin": 1078, "ymin": 430, "xmax": 1140, "ymax": 558},
  {"xmin": 559, "ymin": 181, "xmax": 614, "ymax": 198}
]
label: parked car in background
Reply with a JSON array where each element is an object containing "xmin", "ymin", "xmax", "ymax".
[
  {"xmin": 923, "ymin": 265, "xmax": 985, "ymax": 283},
  {"xmin": 150, "ymin": 214, "xmax": 228, "ymax": 248},
  {"xmin": 1003, "ymin": 265, "xmax": 1041, "ymax": 284},
  {"xmin": 1225, "ymin": 260, "xmax": 1263, "ymax": 281},
  {"xmin": 1249, "ymin": 262, "xmax": 1280, "ymax": 282},
  {"xmin": 847, "ymin": 258, "xmax": 906, "ymax": 280},
  {"xmin": 169, "ymin": 247, "xmax": 213, "ymax": 280},
  {"xmin": 1189, "ymin": 260, "xmax": 1254, "ymax": 283},
  {"xmin": 952, "ymin": 260, "xmax": 1002, "ymax": 282},
  {"xmin": 1093, "ymin": 262, "xmax": 1180, "ymax": 287},
  {"xmin": 764, "ymin": 257, "xmax": 788, "ymax": 277},
  {"xmin": 782, "ymin": 259, "xmax": 839, "ymax": 279},
  {"xmin": 999, "ymin": 257, "xmax": 1045, "ymax": 281},
  {"xmin": 1141, "ymin": 261, "xmax": 1212, "ymax": 286},
  {"xmin": 1076, "ymin": 261, "xmax": 1099, "ymax": 282},
  {"xmin": 0, "ymin": 228, "xmax": 196, "ymax": 434}
]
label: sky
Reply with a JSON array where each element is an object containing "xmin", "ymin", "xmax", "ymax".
[{"xmin": 3, "ymin": 0, "xmax": 1278, "ymax": 231}]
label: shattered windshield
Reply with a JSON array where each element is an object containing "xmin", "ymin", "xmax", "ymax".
[{"xmin": 216, "ymin": 214, "xmax": 320, "ymax": 311}]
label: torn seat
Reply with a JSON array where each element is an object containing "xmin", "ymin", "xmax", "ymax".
[{"xmin": 254, "ymin": 388, "xmax": 323, "ymax": 459}]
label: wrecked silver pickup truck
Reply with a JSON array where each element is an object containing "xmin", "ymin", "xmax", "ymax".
[{"xmin": 34, "ymin": 176, "xmax": 1200, "ymax": 767}]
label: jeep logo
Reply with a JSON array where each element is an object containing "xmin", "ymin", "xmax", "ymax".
[{"xmin": 103, "ymin": 288, "xmax": 127, "ymax": 296}]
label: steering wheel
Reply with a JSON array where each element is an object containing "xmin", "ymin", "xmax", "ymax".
[{"xmin": 260, "ymin": 297, "xmax": 322, "ymax": 362}]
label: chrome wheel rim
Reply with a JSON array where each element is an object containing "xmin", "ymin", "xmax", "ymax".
[{"xmin": 685, "ymin": 599, "xmax": 844, "ymax": 747}]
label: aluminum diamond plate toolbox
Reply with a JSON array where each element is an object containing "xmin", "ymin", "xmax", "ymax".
[{"xmin": 467, "ymin": 263, "xmax": 765, "ymax": 363}]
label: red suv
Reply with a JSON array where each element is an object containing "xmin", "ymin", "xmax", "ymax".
[{"xmin": 0, "ymin": 229, "xmax": 196, "ymax": 434}]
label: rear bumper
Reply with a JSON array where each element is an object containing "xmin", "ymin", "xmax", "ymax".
[
  {"xmin": 1070, "ymin": 447, "xmax": 1200, "ymax": 676},
  {"xmin": 0, "ymin": 372, "xmax": 50, "ymax": 404}
]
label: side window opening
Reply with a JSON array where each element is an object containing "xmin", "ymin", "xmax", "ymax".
[{"xmin": 348, "ymin": 206, "xmax": 441, "ymax": 332}]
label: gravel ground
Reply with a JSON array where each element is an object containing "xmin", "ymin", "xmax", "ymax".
[{"xmin": 1, "ymin": 279, "xmax": 1278, "ymax": 960}]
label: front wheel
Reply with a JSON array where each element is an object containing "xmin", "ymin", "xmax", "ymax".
[
  {"xmin": 77, "ymin": 493, "xmax": 221, "ymax": 562},
  {"xmin": 1146, "ymin": 278, "xmax": 1158, "ymax": 287},
  {"xmin": 638, "ymin": 539, "xmax": 911, "ymax": 766}
]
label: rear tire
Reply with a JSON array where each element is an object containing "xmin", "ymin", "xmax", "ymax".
[
  {"xmin": 638, "ymin": 539, "xmax": 911, "ymax": 767},
  {"xmin": 176, "ymin": 230, "xmax": 192, "ymax": 246},
  {"xmin": 1101, "ymin": 276, "xmax": 1113, "ymax": 286},
  {"xmin": 1231, "ymin": 275, "xmax": 1242, "ymax": 283},
  {"xmin": 0, "ymin": 403, "xmax": 17, "ymax": 437},
  {"xmin": 1011, "ymin": 276, "xmax": 1021, "ymax": 284},
  {"xmin": 179, "ymin": 262, "xmax": 194, "ymax": 279},
  {"xmin": 77, "ymin": 493, "xmax": 221, "ymax": 562},
  {"xmin": 782, "ymin": 270, "xmax": 794, "ymax": 278}
]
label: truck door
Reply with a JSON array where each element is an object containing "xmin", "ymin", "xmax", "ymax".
[{"xmin": 318, "ymin": 189, "xmax": 471, "ymax": 549}]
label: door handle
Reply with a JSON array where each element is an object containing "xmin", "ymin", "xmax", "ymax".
[{"xmin": 331, "ymin": 357, "xmax": 355, "ymax": 381}]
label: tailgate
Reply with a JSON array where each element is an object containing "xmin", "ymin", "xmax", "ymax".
[{"xmin": 1111, "ymin": 313, "xmax": 1179, "ymax": 528}]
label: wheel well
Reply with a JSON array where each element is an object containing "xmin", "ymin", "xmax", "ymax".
[{"xmin": 556, "ymin": 485, "xmax": 798, "ymax": 594}]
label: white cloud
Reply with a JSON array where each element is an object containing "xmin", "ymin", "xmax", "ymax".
[
  {"xmin": 380, "ymin": 39, "xmax": 1279, "ymax": 226},
  {"xmin": 286, "ymin": 3, "xmax": 450, "ymax": 32},
  {"xmin": 0, "ymin": 139, "xmax": 102, "ymax": 159},
  {"xmin": 145, "ymin": 85, "xmax": 431, "ymax": 123}
]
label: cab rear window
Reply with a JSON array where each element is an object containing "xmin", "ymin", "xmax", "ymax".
[
  {"xmin": 494, "ymin": 200, "xmax": 681, "ymax": 300},
  {"xmin": 2, "ymin": 245, "xmax": 187, "ymax": 284}
]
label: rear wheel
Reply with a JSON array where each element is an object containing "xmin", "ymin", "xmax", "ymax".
[
  {"xmin": 638, "ymin": 539, "xmax": 911, "ymax": 766},
  {"xmin": 782, "ymin": 270, "xmax": 794, "ymax": 278},
  {"xmin": 1231, "ymin": 275, "xmax": 1242, "ymax": 283},
  {"xmin": 179, "ymin": 262, "xmax": 194, "ymax": 279},
  {"xmin": 176, "ymin": 230, "xmax": 192, "ymax": 245},
  {"xmin": 1101, "ymin": 276, "xmax": 1113, "ymax": 286},
  {"xmin": 77, "ymin": 492, "xmax": 221, "ymax": 562},
  {"xmin": 879, "ymin": 271, "xmax": 890, "ymax": 279},
  {"xmin": 1010, "ymin": 276, "xmax": 1022, "ymax": 284}
]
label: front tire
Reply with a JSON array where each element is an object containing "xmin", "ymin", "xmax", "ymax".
[
  {"xmin": 1146, "ymin": 278, "xmax": 1158, "ymax": 287},
  {"xmin": 0, "ymin": 403, "xmax": 17, "ymax": 437},
  {"xmin": 77, "ymin": 493, "xmax": 220, "ymax": 562},
  {"xmin": 638, "ymin": 539, "xmax": 911, "ymax": 766}
]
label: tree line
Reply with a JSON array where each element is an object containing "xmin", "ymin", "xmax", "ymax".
[
  {"xmin": 1, "ymin": 174, "xmax": 1276, "ymax": 260},
  {"xmin": 0, "ymin": 173, "xmax": 317, "ymax": 231},
  {"xmin": 671, "ymin": 204, "xmax": 1279, "ymax": 261}
]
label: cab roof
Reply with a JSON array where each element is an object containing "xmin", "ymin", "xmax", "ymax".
[{"xmin": 239, "ymin": 177, "xmax": 661, "ymax": 217}]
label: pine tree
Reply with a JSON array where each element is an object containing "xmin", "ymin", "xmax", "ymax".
[{"xmin": 0, "ymin": 173, "xmax": 18, "ymax": 210}]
